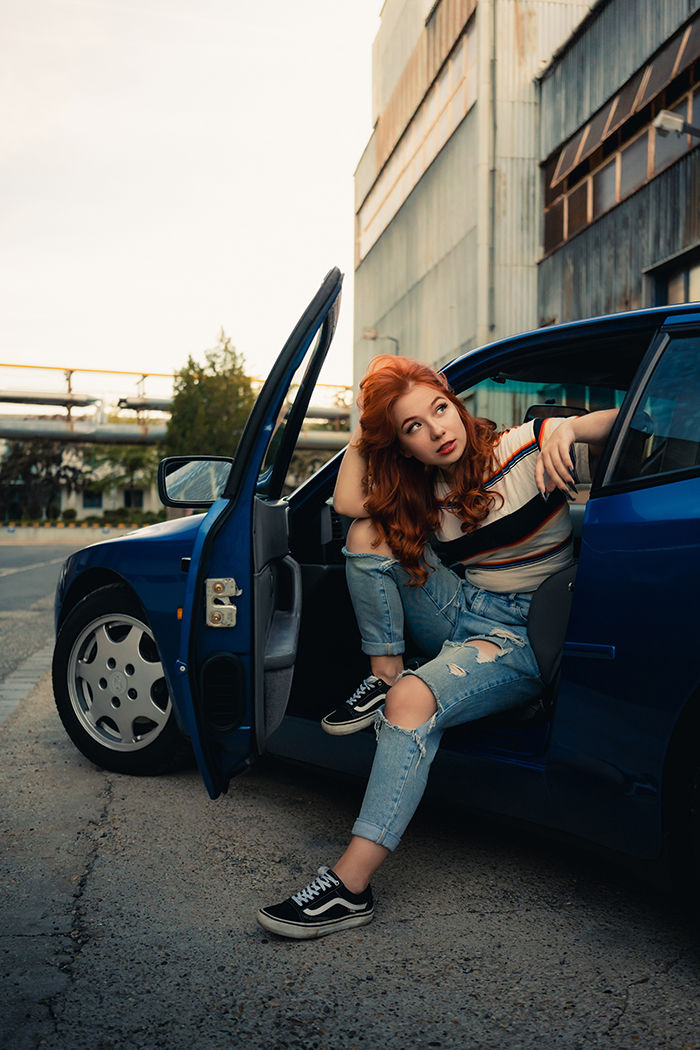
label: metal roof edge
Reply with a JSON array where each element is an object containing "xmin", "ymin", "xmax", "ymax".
[{"xmin": 535, "ymin": 0, "xmax": 612, "ymax": 83}]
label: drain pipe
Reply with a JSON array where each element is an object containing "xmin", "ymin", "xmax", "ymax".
[
  {"xmin": 488, "ymin": 0, "xmax": 497, "ymax": 335},
  {"xmin": 476, "ymin": 0, "xmax": 497, "ymax": 344}
]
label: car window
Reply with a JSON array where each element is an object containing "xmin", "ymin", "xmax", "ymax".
[
  {"xmin": 459, "ymin": 376, "xmax": 622, "ymax": 431},
  {"xmin": 610, "ymin": 334, "xmax": 700, "ymax": 484},
  {"xmin": 257, "ymin": 325, "xmax": 325, "ymax": 485},
  {"xmin": 458, "ymin": 375, "xmax": 626, "ymax": 504}
]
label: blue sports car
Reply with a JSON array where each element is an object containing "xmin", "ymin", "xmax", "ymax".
[{"xmin": 53, "ymin": 269, "xmax": 700, "ymax": 879}]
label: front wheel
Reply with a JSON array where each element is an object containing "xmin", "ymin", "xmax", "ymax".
[{"xmin": 53, "ymin": 584, "xmax": 191, "ymax": 776}]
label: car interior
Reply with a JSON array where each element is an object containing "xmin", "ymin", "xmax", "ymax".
[{"xmin": 281, "ymin": 324, "xmax": 659, "ymax": 757}]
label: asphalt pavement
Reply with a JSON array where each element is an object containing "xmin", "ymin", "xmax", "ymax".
[
  {"xmin": 0, "ymin": 528, "xmax": 99, "ymax": 686},
  {"xmin": 2, "ymin": 675, "xmax": 700, "ymax": 1050},
  {"xmin": 1, "ymin": 530, "xmax": 699, "ymax": 1049}
]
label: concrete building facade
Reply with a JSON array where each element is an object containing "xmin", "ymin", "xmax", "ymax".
[{"xmin": 353, "ymin": 0, "xmax": 591, "ymax": 379}]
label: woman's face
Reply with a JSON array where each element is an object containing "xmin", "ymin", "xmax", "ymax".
[{"xmin": 391, "ymin": 383, "xmax": 466, "ymax": 473}]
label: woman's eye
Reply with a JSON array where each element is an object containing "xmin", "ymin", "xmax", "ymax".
[
  {"xmin": 436, "ymin": 402, "xmax": 448, "ymax": 414},
  {"xmin": 406, "ymin": 421, "xmax": 420, "ymax": 434}
]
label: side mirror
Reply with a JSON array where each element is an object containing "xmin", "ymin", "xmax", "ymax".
[{"xmin": 157, "ymin": 456, "xmax": 234, "ymax": 508}]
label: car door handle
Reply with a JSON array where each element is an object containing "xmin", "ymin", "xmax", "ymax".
[{"xmin": 563, "ymin": 641, "xmax": 616, "ymax": 660}]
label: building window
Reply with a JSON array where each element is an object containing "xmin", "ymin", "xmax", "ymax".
[
  {"xmin": 543, "ymin": 83, "xmax": 699, "ymax": 255},
  {"xmin": 123, "ymin": 489, "xmax": 143, "ymax": 509},
  {"xmin": 567, "ymin": 181, "xmax": 589, "ymax": 238},
  {"xmin": 544, "ymin": 198, "xmax": 564, "ymax": 250},
  {"xmin": 82, "ymin": 491, "xmax": 102, "ymax": 510},
  {"xmin": 619, "ymin": 131, "xmax": 649, "ymax": 199},
  {"xmin": 691, "ymin": 265, "xmax": 700, "ymax": 301},
  {"xmin": 592, "ymin": 159, "xmax": 616, "ymax": 218},
  {"xmin": 649, "ymin": 245, "xmax": 700, "ymax": 304},
  {"xmin": 542, "ymin": 12, "xmax": 699, "ymax": 256},
  {"xmin": 667, "ymin": 271, "xmax": 687, "ymax": 303},
  {"xmin": 662, "ymin": 259, "xmax": 700, "ymax": 304}
]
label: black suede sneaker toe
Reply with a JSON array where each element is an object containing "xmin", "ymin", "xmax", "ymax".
[
  {"xmin": 257, "ymin": 867, "xmax": 374, "ymax": 940},
  {"xmin": 321, "ymin": 675, "xmax": 389, "ymax": 735}
]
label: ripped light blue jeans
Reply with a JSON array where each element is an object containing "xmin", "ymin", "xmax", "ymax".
[{"xmin": 345, "ymin": 545, "xmax": 543, "ymax": 851}]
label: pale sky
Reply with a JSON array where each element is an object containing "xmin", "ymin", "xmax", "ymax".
[{"xmin": 1, "ymin": 0, "xmax": 382, "ymax": 407}]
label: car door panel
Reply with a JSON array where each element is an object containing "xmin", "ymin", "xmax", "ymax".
[
  {"xmin": 253, "ymin": 497, "xmax": 303, "ymax": 745},
  {"xmin": 170, "ymin": 268, "xmax": 343, "ymax": 798}
]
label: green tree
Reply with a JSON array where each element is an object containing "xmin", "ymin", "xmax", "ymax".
[
  {"xmin": 163, "ymin": 330, "xmax": 256, "ymax": 457},
  {"xmin": 0, "ymin": 440, "xmax": 84, "ymax": 520},
  {"xmin": 81, "ymin": 444, "xmax": 160, "ymax": 494}
]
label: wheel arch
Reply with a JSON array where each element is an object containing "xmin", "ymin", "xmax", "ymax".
[{"xmin": 58, "ymin": 569, "xmax": 147, "ymax": 631}]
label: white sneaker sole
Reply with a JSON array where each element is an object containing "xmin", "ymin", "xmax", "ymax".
[
  {"xmin": 320, "ymin": 707, "xmax": 383, "ymax": 735},
  {"xmin": 257, "ymin": 908, "xmax": 374, "ymax": 939}
]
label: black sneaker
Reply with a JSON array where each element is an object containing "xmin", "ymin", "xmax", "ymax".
[
  {"xmin": 257, "ymin": 867, "xmax": 374, "ymax": 940},
  {"xmin": 321, "ymin": 675, "xmax": 390, "ymax": 735}
]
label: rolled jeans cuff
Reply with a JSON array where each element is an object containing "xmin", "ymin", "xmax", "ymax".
[
  {"xmin": 360, "ymin": 640, "xmax": 406, "ymax": 657},
  {"xmin": 351, "ymin": 817, "xmax": 402, "ymax": 853}
]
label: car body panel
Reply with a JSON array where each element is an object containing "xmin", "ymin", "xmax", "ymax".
[
  {"xmin": 53, "ymin": 293, "xmax": 700, "ymax": 866},
  {"xmin": 548, "ymin": 475, "xmax": 700, "ymax": 855}
]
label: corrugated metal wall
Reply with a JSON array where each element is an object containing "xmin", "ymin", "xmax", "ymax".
[
  {"xmin": 354, "ymin": 113, "xmax": 481, "ymax": 373},
  {"xmin": 374, "ymin": 0, "xmax": 477, "ymax": 175},
  {"xmin": 493, "ymin": 0, "xmax": 590, "ymax": 336},
  {"xmin": 537, "ymin": 152, "xmax": 700, "ymax": 322},
  {"xmin": 371, "ymin": 0, "xmax": 432, "ymax": 125},
  {"xmin": 539, "ymin": 0, "xmax": 700, "ymax": 159},
  {"xmin": 353, "ymin": 0, "xmax": 595, "ymax": 386}
]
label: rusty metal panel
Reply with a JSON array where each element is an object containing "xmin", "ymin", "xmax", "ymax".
[
  {"xmin": 354, "ymin": 116, "xmax": 481, "ymax": 374},
  {"xmin": 357, "ymin": 17, "xmax": 478, "ymax": 263},
  {"xmin": 372, "ymin": 0, "xmax": 433, "ymax": 124},
  {"xmin": 376, "ymin": 35, "xmax": 427, "ymax": 171},
  {"xmin": 540, "ymin": 0, "xmax": 699, "ymax": 160},
  {"xmin": 496, "ymin": 0, "xmax": 589, "ymax": 104},
  {"xmin": 537, "ymin": 151, "xmax": 700, "ymax": 324},
  {"xmin": 376, "ymin": 0, "xmax": 476, "ymax": 173}
]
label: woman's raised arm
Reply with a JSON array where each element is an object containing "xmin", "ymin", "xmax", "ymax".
[
  {"xmin": 333, "ymin": 424, "xmax": 370, "ymax": 519},
  {"xmin": 535, "ymin": 408, "xmax": 619, "ymax": 495}
]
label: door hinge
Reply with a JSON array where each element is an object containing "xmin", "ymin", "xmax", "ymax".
[{"xmin": 205, "ymin": 578, "xmax": 243, "ymax": 627}]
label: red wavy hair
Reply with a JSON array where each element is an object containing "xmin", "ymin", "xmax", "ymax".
[{"xmin": 356, "ymin": 355, "xmax": 500, "ymax": 584}]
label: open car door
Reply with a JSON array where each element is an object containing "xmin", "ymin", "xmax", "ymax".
[{"xmin": 169, "ymin": 268, "xmax": 343, "ymax": 798}]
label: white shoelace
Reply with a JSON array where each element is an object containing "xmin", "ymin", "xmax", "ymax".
[
  {"xmin": 348, "ymin": 675, "xmax": 380, "ymax": 708},
  {"xmin": 291, "ymin": 868, "xmax": 336, "ymax": 906}
]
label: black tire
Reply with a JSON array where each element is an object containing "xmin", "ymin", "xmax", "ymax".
[{"xmin": 52, "ymin": 584, "xmax": 191, "ymax": 776}]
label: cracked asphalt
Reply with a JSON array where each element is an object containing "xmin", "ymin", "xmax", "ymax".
[{"xmin": 2, "ymin": 676, "xmax": 700, "ymax": 1050}]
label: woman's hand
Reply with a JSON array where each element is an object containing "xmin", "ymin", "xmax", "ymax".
[
  {"xmin": 535, "ymin": 418, "xmax": 577, "ymax": 496},
  {"xmin": 535, "ymin": 409, "xmax": 619, "ymax": 496},
  {"xmin": 333, "ymin": 424, "xmax": 370, "ymax": 518}
]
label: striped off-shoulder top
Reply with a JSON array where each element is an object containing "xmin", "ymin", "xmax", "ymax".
[{"xmin": 430, "ymin": 417, "xmax": 590, "ymax": 593}]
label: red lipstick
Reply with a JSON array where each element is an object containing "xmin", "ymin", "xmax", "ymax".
[{"xmin": 438, "ymin": 439, "xmax": 456, "ymax": 455}]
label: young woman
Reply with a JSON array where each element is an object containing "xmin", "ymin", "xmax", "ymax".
[{"xmin": 258, "ymin": 355, "xmax": 618, "ymax": 939}]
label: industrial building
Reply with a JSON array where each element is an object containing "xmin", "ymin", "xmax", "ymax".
[
  {"xmin": 538, "ymin": 0, "xmax": 699, "ymax": 323},
  {"xmin": 353, "ymin": 0, "xmax": 700, "ymax": 389}
]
